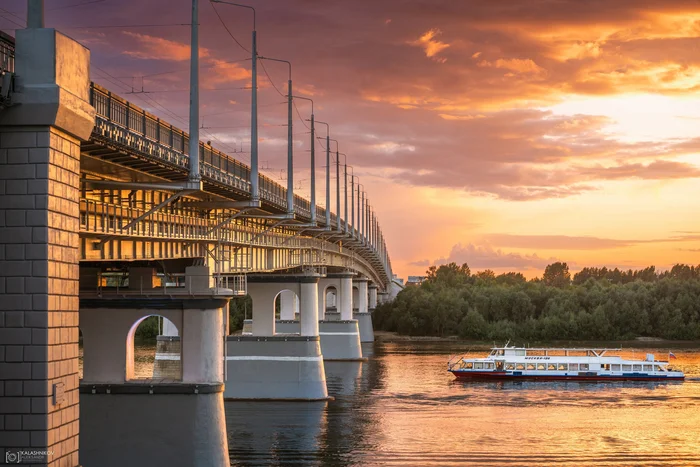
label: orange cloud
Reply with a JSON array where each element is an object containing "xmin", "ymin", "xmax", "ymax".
[
  {"xmin": 122, "ymin": 32, "xmax": 209, "ymax": 61},
  {"xmin": 409, "ymin": 29, "xmax": 451, "ymax": 62}
]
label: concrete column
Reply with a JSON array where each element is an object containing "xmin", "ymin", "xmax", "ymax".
[
  {"xmin": 356, "ymin": 278, "xmax": 369, "ymax": 314},
  {"xmin": 0, "ymin": 24, "xmax": 94, "ymax": 467},
  {"xmin": 369, "ymin": 284, "xmax": 378, "ymax": 310},
  {"xmin": 154, "ymin": 315, "xmax": 181, "ymax": 380},
  {"xmin": 162, "ymin": 317, "xmax": 179, "ymax": 336},
  {"xmin": 279, "ymin": 290, "xmax": 296, "ymax": 320},
  {"xmin": 339, "ymin": 274, "xmax": 353, "ymax": 321},
  {"xmin": 181, "ymin": 307, "xmax": 224, "ymax": 384},
  {"xmin": 246, "ymin": 284, "xmax": 279, "ymax": 336},
  {"xmin": 299, "ymin": 279, "xmax": 319, "ymax": 337}
]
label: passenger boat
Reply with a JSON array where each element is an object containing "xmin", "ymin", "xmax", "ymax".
[{"xmin": 448, "ymin": 345, "xmax": 684, "ymax": 381}]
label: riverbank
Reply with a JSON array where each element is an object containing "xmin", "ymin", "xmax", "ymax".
[{"xmin": 374, "ymin": 331, "xmax": 700, "ymax": 348}]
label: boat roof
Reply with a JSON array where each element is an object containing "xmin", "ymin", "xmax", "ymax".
[{"xmin": 491, "ymin": 346, "xmax": 622, "ymax": 352}]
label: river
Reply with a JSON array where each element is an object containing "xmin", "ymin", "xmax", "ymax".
[{"xmin": 84, "ymin": 341, "xmax": 700, "ymax": 466}]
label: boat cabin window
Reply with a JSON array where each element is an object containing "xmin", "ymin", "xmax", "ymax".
[
  {"xmin": 557, "ymin": 363, "xmax": 567, "ymax": 371},
  {"xmin": 633, "ymin": 364, "xmax": 642, "ymax": 372},
  {"xmin": 643, "ymin": 365, "xmax": 653, "ymax": 372},
  {"xmin": 580, "ymin": 364, "xmax": 589, "ymax": 371},
  {"xmin": 622, "ymin": 364, "xmax": 632, "ymax": 371},
  {"xmin": 506, "ymin": 363, "xmax": 515, "ymax": 370},
  {"xmin": 474, "ymin": 362, "xmax": 484, "ymax": 370},
  {"xmin": 537, "ymin": 363, "xmax": 546, "ymax": 370},
  {"xmin": 485, "ymin": 362, "xmax": 494, "ymax": 370},
  {"xmin": 654, "ymin": 365, "xmax": 665, "ymax": 371},
  {"xmin": 527, "ymin": 363, "xmax": 535, "ymax": 370},
  {"xmin": 516, "ymin": 363, "xmax": 525, "ymax": 370},
  {"xmin": 547, "ymin": 363, "xmax": 557, "ymax": 370},
  {"xmin": 465, "ymin": 362, "xmax": 473, "ymax": 369},
  {"xmin": 601, "ymin": 364, "xmax": 610, "ymax": 371},
  {"xmin": 611, "ymin": 364, "xmax": 620, "ymax": 371},
  {"xmin": 570, "ymin": 363, "xmax": 579, "ymax": 371}
]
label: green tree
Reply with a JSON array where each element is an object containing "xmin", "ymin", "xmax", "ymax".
[{"xmin": 542, "ymin": 262, "xmax": 571, "ymax": 288}]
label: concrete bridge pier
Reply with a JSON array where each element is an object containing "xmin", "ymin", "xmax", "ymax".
[
  {"xmin": 0, "ymin": 16, "xmax": 95, "ymax": 467},
  {"xmin": 279, "ymin": 289, "xmax": 298, "ymax": 321},
  {"xmin": 369, "ymin": 284, "xmax": 378, "ymax": 310},
  {"xmin": 225, "ymin": 274, "xmax": 329, "ymax": 400},
  {"xmin": 153, "ymin": 315, "xmax": 181, "ymax": 379},
  {"xmin": 79, "ymin": 265, "xmax": 231, "ymax": 467},
  {"xmin": 318, "ymin": 273, "xmax": 363, "ymax": 360},
  {"xmin": 353, "ymin": 277, "xmax": 375, "ymax": 342}
]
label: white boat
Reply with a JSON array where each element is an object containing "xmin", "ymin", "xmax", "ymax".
[{"xmin": 448, "ymin": 345, "xmax": 684, "ymax": 381}]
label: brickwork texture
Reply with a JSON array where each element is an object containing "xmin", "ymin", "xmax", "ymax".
[{"xmin": 0, "ymin": 127, "xmax": 81, "ymax": 467}]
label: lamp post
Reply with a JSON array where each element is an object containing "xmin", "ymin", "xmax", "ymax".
[
  {"xmin": 259, "ymin": 56, "xmax": 293, "ymax": 215},
  {"xmin": 330, "ymin": 140, "xmax": 342, "ymax": 231},
  {"xmin": 356, "ymin": 182, "xmax": 364, "ymax": 242},
  {"xmin": 338, "ymin": 152, "xmax": 351, "ymax": 235},
  {"xmin": 316, "ymin": 121, "xmax": 331, "ymax": 228},
  {"xmin": 350, "ymin": 175, "xmax": 359, "ymax": 239},
  {"xmin": 211, "ymin": 0, "xmax": 258, "ymax": 201},
  {"xmin": 295, "ymin": 96, "xmax": 315, "ymax": 222},
  {"xmin": 188, "ymin": 0, "xmax": 200, "ymax": 182}
]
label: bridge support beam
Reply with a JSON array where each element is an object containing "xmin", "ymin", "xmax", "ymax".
[
  {"xmin": 79, "ymin": 283, "xmax": 231, "ymax": 467},
  {"xmin": 318, "ymin": 275, "xmax": 362, "ymax": 360},
  {"xmin": 279, "ymin": 289, "xmax": 297, "ymax": 321},
  {"xmin": 353, "ymin": 277, "xmax": 374, "ymax": 342},
  {"xmin": 225, "ymin": 275, "xmax": 328, "ymax": 400},
  {"xmin": 0, "ymin": 20, "xmax": 95, "ymax": 467},
  {"xmin": 369, "ymin": 284, "xmax": 378, "ymax": 310},
  {"xmin": 339, "ymin": 273, "xmax": 354, "ymax": 321}
]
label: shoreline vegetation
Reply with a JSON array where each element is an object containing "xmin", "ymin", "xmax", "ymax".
[{"xmin": 373, "ymin": 262, "xmax": 700, "ymax": 342}]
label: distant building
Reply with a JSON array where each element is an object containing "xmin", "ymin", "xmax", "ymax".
[
  {"xmin": 406, "ymin": 276, "xmax": 427, "ymax": 287},
  {"xmin": 392, "ymin": 274, "xmax": 404, "ymax": 286}
]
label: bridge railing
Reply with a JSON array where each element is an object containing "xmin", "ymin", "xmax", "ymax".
[{"xmin": 88, "ymin": 85, "xmax": 389, "ymax": 282}]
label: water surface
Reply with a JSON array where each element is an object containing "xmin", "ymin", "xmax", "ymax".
[
  {"xmin": 225, "ymin": 342, "xmax": 700, "ymax": 466},
  {"xmin": 82, "ymin": 341, "xmax": 700, "ymax": 465}
]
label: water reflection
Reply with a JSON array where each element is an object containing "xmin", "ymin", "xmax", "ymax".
[
  {"xmin": 102, "ymin": 341, "xmax": 700, "ymax": 466},
  {"xmin": 225, "ymin": 401, "xmax": 327, "ymax": 466}
]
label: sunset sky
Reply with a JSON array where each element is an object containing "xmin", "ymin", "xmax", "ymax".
[{"xmin": 4, "ymin": 0, "xmax": 700, "ymax": 279}]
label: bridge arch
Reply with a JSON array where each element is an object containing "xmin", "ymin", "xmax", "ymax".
[{"xmin": 126, "ymin": 315, "xmax": 182, "ymax": 381}]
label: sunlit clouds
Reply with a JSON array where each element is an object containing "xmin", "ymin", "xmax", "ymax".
[
  {"xmin": 6, "ymin": 0, "xmax": 700, "ymax": 279},
  {"xmin": 409, "ymin": 29, "xmax": 451, "ymax": 62}
]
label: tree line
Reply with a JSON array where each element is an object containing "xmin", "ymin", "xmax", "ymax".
[{"xmin": 372, "ymin": 262, "xmax": 700, "ymax": 341}]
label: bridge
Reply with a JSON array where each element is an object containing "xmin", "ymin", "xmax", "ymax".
[{"xmin": 0, "ymin": 4, "xmax": 393, "ymax": 467}]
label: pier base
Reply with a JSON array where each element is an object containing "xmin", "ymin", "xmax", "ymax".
[
  {"xmin": 324, "ymin": 311, "xmax": 341, "ymax": 321},
  {"xmin": 354, "ymin": 312, "xmax": 375, "ymax": 342},
  {"xmin": 80, "ymin": 384, "xmax": 227, "ymax": 467},
  {"xmin": 241, "ymin": 319, "xmax": 363, "ymax": 361},
  {"xmin": 225, "ymin": 336, "xmax": 329, "ymax": 400},
  {"xmin": 319, "ymin": 320, "xmax": 363, "ymax": 360}
]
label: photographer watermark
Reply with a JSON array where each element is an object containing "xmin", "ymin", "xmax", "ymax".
[{"xmin": 4, "ymin": 449, "xmax": 53, "ymax": 464}]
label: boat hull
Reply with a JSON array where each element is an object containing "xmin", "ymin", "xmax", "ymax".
[{"xmin": 450, "ymin": 371, "xmax": 684, "ymax": 382}]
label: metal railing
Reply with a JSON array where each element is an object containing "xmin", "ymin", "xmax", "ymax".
[
  {"xmin": 93, "ymin": 271, "xmax": 247, "ymax": 296},
  {"xmin": 87, "ymin": 85, "xmax": 391, "ymax": 284}
]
